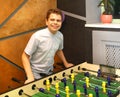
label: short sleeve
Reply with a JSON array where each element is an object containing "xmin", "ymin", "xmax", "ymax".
[{"xmin": 24, "ymin": 34, "xmax": 38, "ymax": 56}]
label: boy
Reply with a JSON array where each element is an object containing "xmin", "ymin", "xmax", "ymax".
[{"xmin": 22, "ymin": 8, "xmax": 73, "ymax": 84}]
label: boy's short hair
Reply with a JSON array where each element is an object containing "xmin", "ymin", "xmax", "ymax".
[{"xmin": 46, "ymin": 8, "xmax": 64, "ymax": 21}]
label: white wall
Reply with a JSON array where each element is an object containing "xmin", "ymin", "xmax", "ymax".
[{"xmin": 86, "ymin": 0, "xmax": 101, "ymax": 23}]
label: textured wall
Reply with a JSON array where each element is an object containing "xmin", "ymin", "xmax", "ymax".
[{"xmin": 0, "ymin": 0, "xmax": 56, "ymax": 93}]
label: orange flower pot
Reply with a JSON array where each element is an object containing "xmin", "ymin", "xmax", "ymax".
[{"xmin": 101, "ymin": 14, "xmax": 113, "ymax": 23}]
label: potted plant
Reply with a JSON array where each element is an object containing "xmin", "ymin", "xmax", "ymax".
[{"xmin": 98, "ymin": 0, "xmax": 115, "ymax": 23}]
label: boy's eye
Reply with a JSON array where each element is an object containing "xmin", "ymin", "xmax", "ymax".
[
  {"xmin": 50, "ymin": 19, "xmax": 62, "ymax": 22},
  {"xmin": 57, "ymin": 20, "xmax": 62, "ymax": 22},
  {"xmin": 50, "ymin": 19, "xmax": 55, "ymax": 21}
]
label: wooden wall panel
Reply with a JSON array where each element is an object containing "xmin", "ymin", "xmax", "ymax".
[
  {"xmin": 0, "ymin": 32, "xmax": 33, "ymax": 68},
  {"xmin": 0, "ymin": 0, "xmax": 24, "ymax": 24},
  {"xmin": 0, "ymin": 0, "xmax": 57, "ymax": 39},
  {"xmin": 0, "ymin": 58, "xmax": 26, "ymax": 94}
]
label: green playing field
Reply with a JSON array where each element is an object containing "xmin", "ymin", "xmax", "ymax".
[{"xmin": 32, "ymin": 72, "xmax": 120, "ymax": 97}]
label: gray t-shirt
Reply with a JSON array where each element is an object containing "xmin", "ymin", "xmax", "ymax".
[{"xmin": 24, "ymin": 28, "xmax": 63, "ymax": 74}]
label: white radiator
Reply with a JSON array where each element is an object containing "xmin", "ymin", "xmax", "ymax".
[{"xmin": 93, "ymin": 30, "xmax": 120, "ymax": 69}]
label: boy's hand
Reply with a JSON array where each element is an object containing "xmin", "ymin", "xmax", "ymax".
[
  {"xmin": 65, "ymin": 63, "xmax": 74, "ymax": 68},
  {"xmin": 24, "ymin": 77, "xmax": 34, "ymax": 84}
]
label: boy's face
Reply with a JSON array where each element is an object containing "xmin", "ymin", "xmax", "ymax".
[{"xmin": 46, "ymin": 13, "xmax": 62, "ymax": 34}]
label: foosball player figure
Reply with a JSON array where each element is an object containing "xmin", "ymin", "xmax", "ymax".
[
  {"xmin": 55, "ymin": 82, "xmax": 60, "ymax": 94},
  {"xmin": 95, "ymin": 86, "xmax": 99, "ymax": 97},
  {"xmin": 39, "ymin": 88, "xmax": 45, "ymax": 93},
  {"xmin": 61, "ymin": 78, "xmax": 67, "ymax": 88},
  {"xmin": 83, "ymin": 83, "xmax": 87, "ymax": 95},
  {"xmin": 46, "ymin": 79, "xmax": 50, "ymax": 91},
  {"xmin": 97, "ymin": 69, "xmax": 101, "ymax": 77},
  {"xmin": 107, "ymin": 76, "xmax": 111, "ymax": 86},
  {"xmin": 102, "ymin": 81, "xmax": 106, "ymax": 93},
  {"xmin": 84, "ymin": 72, "xmax": 90, "ymax": 77},
  {"xmin": 55, "ymin": 94, "xmax": 61, "ymax": 97},
  {"xmin": 65, "ymin": 86, "xmax": 70, "ymax": 97},
  {"xmin": 71, "ymin": 73, "xmax": 75, "ymax": 83},
  {"xmin": 89, "ymin": 93, "xmax": 93, "ymax": 97},
  {"xmin": 85, "ymin": 77, "xmax": 89, "ymax": 88},
  {"xmin": 73, "ymin": 80, "xmax": 77, "ymax": 92},
  {"xmin": 107, "ymin": 90, "xmax": 112, "ymax": 97},
  {"xmin": 76, "ymin": 90, "xmax": 81, "ymax": 97}
]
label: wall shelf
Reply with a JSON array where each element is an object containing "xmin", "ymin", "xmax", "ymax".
[{"xmin": 85, "ymin": 23, "xmax": 120, "ymax": 29}]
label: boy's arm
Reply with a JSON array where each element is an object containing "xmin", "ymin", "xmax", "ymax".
[
  {"xmin": 22, "ymin": 52, "xmax": 34, "ymax": 84},
  {"xmin": 56, "ymin": 50, "xmax": 74, "ymax": 68}
]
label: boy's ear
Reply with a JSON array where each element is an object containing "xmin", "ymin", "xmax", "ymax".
[{"xmin": 45, "ymin": 19, "xmax": 48, "ymax": 25}]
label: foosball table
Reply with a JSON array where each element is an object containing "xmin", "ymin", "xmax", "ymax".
[{"xmin": 1, "ymin": 62, "xmax": 120, "ymax": 97}]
